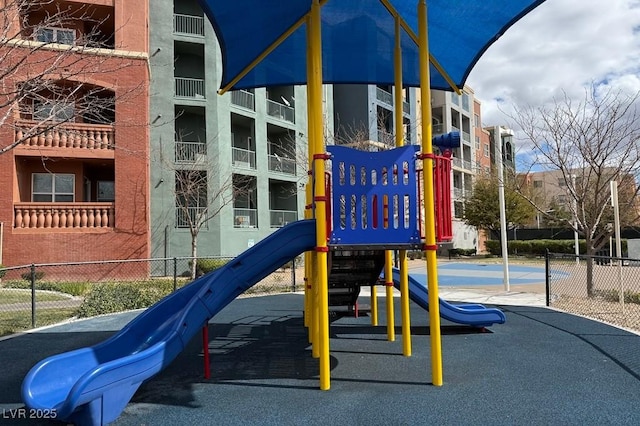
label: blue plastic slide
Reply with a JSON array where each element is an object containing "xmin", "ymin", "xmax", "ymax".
[
  {"xmin": 22, "ymin": 220, "xmax": 317, "ymax": 426},
  {"xmin": 391, "ymin": 269, "xmax": 506, "ymax": 327}
]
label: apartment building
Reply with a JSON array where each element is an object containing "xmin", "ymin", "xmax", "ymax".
[
  {"xmin": 428, "ymin": 87, "xmax": 479, "ymax": 251},
  {"xmin": 473, "ymin": 99, "xmax": 491, "ymax": 252},
  {"xmin": 332, "ymin": 84, "xmax": 417, "ymax": 149},
  {"xmin": 0, "ymin": 0, "xmax": 150, "ymax": 271},
  {"xmin": 148, "ymin": 0, "xmax": 327, "ymax": 261}
]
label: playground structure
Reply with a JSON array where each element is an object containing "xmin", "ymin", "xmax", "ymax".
[{"xmin": 19, "ymin": 1, "xmax": 550, "ymax": 424}]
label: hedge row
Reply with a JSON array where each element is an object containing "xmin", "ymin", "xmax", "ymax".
[{"xmin": 484, "ymin": 239, "xmax": 627, "ymax": 256}]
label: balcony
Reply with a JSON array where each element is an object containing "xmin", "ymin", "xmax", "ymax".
[
  {"xmin": 266, "ymin": 99, "xmax": 294, "ymax": 124},
  {"xmin": 231, "ymin": 90, "xmax": 255, "ymax": 111},
  {"xmin": 403, "ymin": 100, "xmax": 410, "ymax": 114},
  {"xmin": 432, "ymin": 123, "xmax": 445, "ymax": 136},
  {"xmin": 175, "ymin": 206, "xmax": 207, "ymax": 229},
  {"xmin": 232, "ymin": 147, "xmax": 256, "ymax": 169},
  {"xmin": 173, "ymin": 14, "xmax": 205, "ymax": 37},
  {"xmin": 453, "ymin": 187, "xmax": 464, "ymax": 200},
  {"xmin": 452, "ymin": 157, "xmax": 473, "ymax": 171},
  {"xmin": 175, "ymin": 77, "xmax": 206, "ymax": 99},
  {"xmin": 234, "ymin": 208, "xmax": 257, "ymax": 228},
  {"xmin": 14, "ymin": 202, "xmax": 115, "ymax": 230},
  {"xmin": 462, "ymin": 131, "xmax": 471, "ymax": 144},
  {"xmin": 270, "ymin": 210, "xmax": 298, "ymax": 228},
  {"xmin": 175, "ymin": 141, "xmax": 206, "ymax": 164},
  {"xmin": 15, "ymin": 121, "xmax": 114, "ymax": 152},
  {"xmin": 376, "ymin": 86, "xmax": 393, "ymax": 106},
  {"xmin": 268, "ymin": 154, "xmax": 296, "ymax": 175}
]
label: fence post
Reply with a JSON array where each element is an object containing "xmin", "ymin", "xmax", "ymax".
[
  {"xmin": 291, "ymin": 257, "xmax": 296, "ymax": 293},
  {"xmin": 30, "ymin": 264, "xmax": 36, "ymax": 328},
  {"xmin": 173, "ymin": 257, "xmax": 178, "ymax": 292},
  {"xmin": 545, "ymin": 250, "xmax": 550, "ymax": 307}
]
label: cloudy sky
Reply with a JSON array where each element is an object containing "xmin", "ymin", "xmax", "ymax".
[{"xmin": 467, "ymin": 0, "xmax": 640, "ymax": 128}]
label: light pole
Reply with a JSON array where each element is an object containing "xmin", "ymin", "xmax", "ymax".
[{"xmin": 497, "ymin": 129, "xmax": 510, "ymax": 291}]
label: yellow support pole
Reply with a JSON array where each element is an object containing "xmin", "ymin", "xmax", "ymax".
[
  {"xmin": 393, "ymin": 16, "xmax": 412, "ymax": 357},
  {"xmin": 399, "ymin": 249, "xmax": 411, "ymax": 356},
  {"xmin": 370, "ymin": 284, "xmax": 378, "ymax": 326},
  {"xmin": 308, "ymin": 0, "xmax": 330, "ymax": 391},
  {"xmin": 305, "ymin": 16, "xmax": 317, "ymax": 349},
  {"xmin": 384, "ymin": 250, "xmax": 395, "ymax": 341},
  {"xmin": 418, "ymin": 0, "xmax": 443, "ymax": 386}
]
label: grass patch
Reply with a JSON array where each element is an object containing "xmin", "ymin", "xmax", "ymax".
[
  {"xmin": 0, "ymin": 308, "xmax": 77, "ymax": 337},
  {"xmin": 0, "ymin": 289, "xmax": 69, "ymax": 305},
  {"xmin": 2, "ymin": 280, "xmax": 92, "ymax": 296}
]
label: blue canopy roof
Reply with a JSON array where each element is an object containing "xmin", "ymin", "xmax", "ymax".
[{"xmin": 197, "ymin": 0, "xmax": 547, "ymax": 91}]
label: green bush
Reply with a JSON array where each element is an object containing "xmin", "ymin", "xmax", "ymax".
[
  {"xmin": 76, "ymin": 283, "xmax": 169, "ymax": 318},
  {"xmin": 20, "ymin": 271, "xmax": 45, "ymax": 281},
  {"xmin": 484, "ymin": 239, "xmax": 627, "ymax": 256},
  {"xmin": 195, "ymin": 258, "xmax": 230, "ymax": 275},
  {"xmin": 594, "ymin": 289, "xmax": 640, "ymax": 305},
  {"xmin": 0, "ymin": 266, "xmax": 5, "ymax": 279}
]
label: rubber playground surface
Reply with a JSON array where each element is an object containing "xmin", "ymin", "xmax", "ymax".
[
  {"xmin": 2, "ymin": 270, "xmax": 640, "ymax": 425},
  {"xmin": 408, "ymin": 261, "xmax": 548, "ymax": 286}
]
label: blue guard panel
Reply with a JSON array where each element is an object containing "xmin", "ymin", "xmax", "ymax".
[{"xmin": 327, "ymin": 145, "xmax": 421, "ymax": 247}]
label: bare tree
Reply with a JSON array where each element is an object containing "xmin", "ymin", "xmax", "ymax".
[
  {"xmin": 510, "ymin": 86, "xmax": 640, "ymax": 295},
  {"xmin": 0, "ymin": 0, "xmax": 141, "ymax": 154},
  {"xmin": 171, "ymin": 133, "xmax": 251, "ymax": 279}
]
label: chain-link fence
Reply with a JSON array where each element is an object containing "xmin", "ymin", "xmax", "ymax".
[
  {"xmin": 0, "ymin": 256, "xmax": 302, "ymax": 337},
  {"xmin": 547, "ymin": 252, "xmax": 640, "ymax": 333}
]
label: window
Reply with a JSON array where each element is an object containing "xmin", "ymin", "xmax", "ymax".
[
  {"xmin": 558, "ymin": 179, "xmax": 567, "ymax": 187},
  {"xmin": 483, "ymin": 143, "xmax": 490, "ymax": 157},
  {"xmin": 461, "ymin": 93, "xmax": 470, "ymax": 111},
  {"xmin": 36, "ymin": 27, "xmax": 76, "ymax": 45},
  {"xmin": 475, "ymin": 136, "xmax": 480, "ymax": 150},
  {"xmin": 97, "ymin": 181, "xmax": 115, "ymax": 202},
  {"xmin": 32, "ymin": 173, "xmax": 75, "ymax": 202},
  {"xmin": 533, "ymin": 180, "xmax": 543, "ymax": 188},
  {"xmin": 33, "ymin": 100, "xmax": 75, "ymax": 122},
  {"xmin": 474, "ymin": 113, "xmax": 480, "ymax": 127}
]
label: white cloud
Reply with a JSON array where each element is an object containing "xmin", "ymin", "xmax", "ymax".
[{"xmin": 468, "ymin": 0, "xmax": 640, "ymax": 128}]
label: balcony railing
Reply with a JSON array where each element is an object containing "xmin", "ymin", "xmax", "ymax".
[
  {"xmin": 232, "ymin": 147, "xmax": 256, "ymax": 169},
  {"xmin": 175, "ymin": 141, "xmax": 206, "ymax": 164},
  {"xmin": 451, "ymin": 157, "xmax": 473, "ymax": 171},
  {"xmin": 15, "ymin": 121, "xmax": 114, "ymax": 150},
  {"xmin": 173, "ymin": 14, "xmax": 205, "ymax": 36},
  {"xmin": 231, "ymin": 90, "xmax": 255, "ymax": 111},
  {"xmin": 403, "ymin": 100, "xmax": 410, "ymax": 114},
  {"xmin": 453, "ymin": 187, "xmax": 464, "ymax": 199},
  {"xmin": 14, "ymin": 202, "xmax": 115, "ymax": 229},
  {"xmin": 234, "ymin": 208, "xmax": 257, "ymax": 228},
  {"xmin": 270, "ymin": 210, "xmax": 298, "ymax": 228},
  {"xmin": 377, "ymin": 129, "xmax": 395, "ymax": 147},
  {"xmin": 266, "ymin": 99, "xmax": 294, "ymax": 123},
  {"xmin": 462, "ymin": 131, "xmax": 471, "ymax": 143},
  {"xmin": 268, "ymin": 154, "xmax": 296, "ymax": 175},
  {"xmin": 175, "ymin": 77, "xmax": 206, "ymax": 99},
  {"xmin": 376, "ymin": 87, "xmax": 393, "ymax": 105},
  {"xmin": 175, "ymin": 206, "xmax": 207, "ymax": 229},
  {"xmin": 432, "ymin": 123, "xmax": 445, "ymax": 135}
]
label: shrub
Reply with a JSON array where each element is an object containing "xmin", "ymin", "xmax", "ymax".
[
  {"xmin": 76, "ymin": 283, "xmax": 169, "ymax": 318},
  {"xmin": 0, "ymin": 266, "xmax": 5, "ymax": 279},
  {"xmin": 195, "ymin": 258, "xmax": 230, "ymax": 275},
  {"xmin": 594, "ymin": 289, "xmax": 640, "ymax": 305},
  {"xmin": 20, "ymin": 271, "xmax": 45, "ymax": 281}
]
